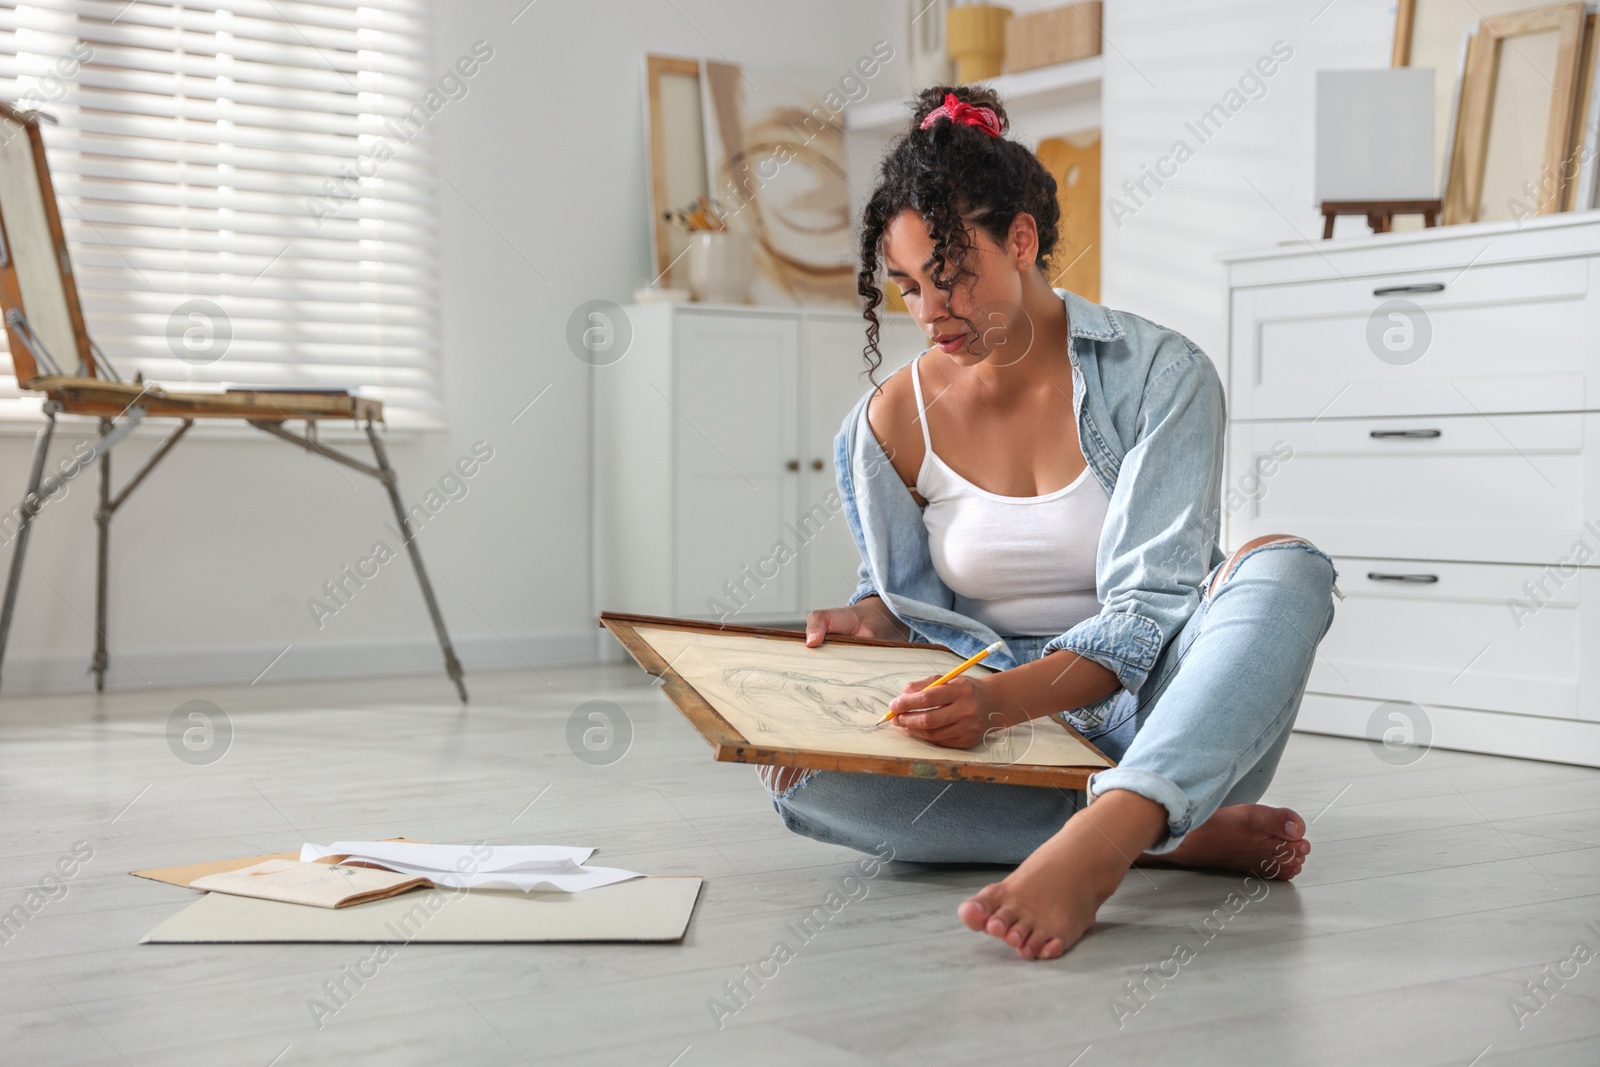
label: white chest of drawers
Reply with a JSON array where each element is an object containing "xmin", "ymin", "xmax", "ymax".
[{"xmin": 1220, "ymin": 211, "xmax": 1600, "ymax": 768}]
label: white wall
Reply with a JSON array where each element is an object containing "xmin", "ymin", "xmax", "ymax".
[
  {"xmin": 1098, "ymin": 0, "xmax": 1397, "ymax": 358},
  {"xmin": 0, "ymin": 1, "xmax": 902, "ymax": 694},
  {"xmin": 0, "ymin": 0, "xmax": 1404, "ymax": 693}
]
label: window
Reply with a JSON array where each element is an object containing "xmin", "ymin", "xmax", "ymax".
[{"xmin": 0, "ymin": 0, "xmax": 443, "ymax": 428}]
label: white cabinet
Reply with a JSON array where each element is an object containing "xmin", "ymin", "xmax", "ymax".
[
  {"xmin": 1220, "ymin": 211, "xmax": 1600, "ymax": 767},
  {"xmin": 593, "ymin": 302, "xmax": 926, "ymax": 637},
  {"xmin": 801, "ymin": 315, "xmax": 896, "ymax": 610},
  {"xmin": 670, "ymin": 314, "xmax": 801, "ymax": 619}
]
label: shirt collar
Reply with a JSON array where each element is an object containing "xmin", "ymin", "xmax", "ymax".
[{"xmin": 1055, "ymin": 286, "xmax": 1124, "ymax": 342}]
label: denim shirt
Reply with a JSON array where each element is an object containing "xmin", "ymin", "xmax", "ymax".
[{"xmin": 834, "ymin": 287, "xmax": 1228, "ymax": 711}]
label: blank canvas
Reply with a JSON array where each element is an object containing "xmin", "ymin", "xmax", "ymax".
[
  {"xmin": 1478, "ymin": 28, "xmax": 1563, "ymax": 221},
  {"xmin": 1315, "ymin": 68, "xmax": 1436, "ymax": 200},
  {"xmin": 1400, "ymin": 0, "xmax": 1547, "ymax": 187}
]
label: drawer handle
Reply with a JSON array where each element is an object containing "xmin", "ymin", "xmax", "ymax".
[
  {"xmin": 1372, "ymin": 282, "xmax": 1445, "ymax": 296},
  {"xmin": 1369, "ymin": 428, "xmax": 1441, "ymax": 439},
  {"xmin": 1366, "ymin": 571, "xmax": 1439, "ymax": 583}
]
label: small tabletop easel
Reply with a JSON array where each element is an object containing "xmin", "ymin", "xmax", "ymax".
[{"xmin": 1320, "ymin": 198, "xmax": 1443, "ymax": 238}]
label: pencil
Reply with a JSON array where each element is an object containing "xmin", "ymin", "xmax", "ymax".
[{"xmin": 877, "ymin": 640, "xmax": 1005, "ymax": 724}]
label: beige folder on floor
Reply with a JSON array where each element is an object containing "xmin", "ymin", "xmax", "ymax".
[{"xmin": 140, "ymin": 875, "xmax": 704, "ymax": 944}]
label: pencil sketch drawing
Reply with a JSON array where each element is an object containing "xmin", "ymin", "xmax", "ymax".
[{"xmin": 721, "ymin": 666, "xmax": 900, "ymax": 736}]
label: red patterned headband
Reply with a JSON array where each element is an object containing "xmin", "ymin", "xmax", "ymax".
[{"xmin": 918, "ymin": 92, "xmax": 1002, "ymax": 137}]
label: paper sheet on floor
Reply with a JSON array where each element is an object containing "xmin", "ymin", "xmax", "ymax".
[{"xmin": 299, "ymin": 841, "xmax": 641, "ymax": 893}]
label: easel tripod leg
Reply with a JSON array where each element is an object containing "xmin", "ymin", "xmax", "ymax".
[
  {"xmin": 0, "ymin": 406, "xmax": 58, "ymax": 694},
  {"xmin": 92, "ymin": 417, "xmax": 111, "ymax": 693},
  {"xmin": 364, "ymin": 422, "xmax": 468, "ymax": 703}
]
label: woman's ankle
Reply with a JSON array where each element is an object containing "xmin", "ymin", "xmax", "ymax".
[{"xmin": 1076, "ymin": 789, "xmax": 1168, "ymax": 864}]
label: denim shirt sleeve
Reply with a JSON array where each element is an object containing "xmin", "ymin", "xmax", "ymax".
[
  {"xmin": 838, "ymin": 397, "xmax": 882, "ymax": 608},
  {"xmin": 1040, "ymin": 338, "xmax": 1226, "ymax": 695},
  {"xmin": 847, "ymin": 554, "xmax": 876, "ymax": 607}
]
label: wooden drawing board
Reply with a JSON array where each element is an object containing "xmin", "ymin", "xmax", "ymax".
[{"xmin": 600, "ymin": 612, "xmax": 1113, "ymax": 789}]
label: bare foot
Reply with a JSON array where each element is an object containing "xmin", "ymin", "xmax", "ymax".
[
  {"xmin": 956, "ymin": 798, "xmax": 1311, "ymax": 961},
  {"xmin": 1144, "ymin": 803, "xmax": 1309, "ymax": 881},
  {"xmin": 957, "ymin": 789, "xmax": 1164, "ymax": 961}
]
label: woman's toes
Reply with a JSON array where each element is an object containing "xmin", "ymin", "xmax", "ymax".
[
  {"xmin": 1270, "ymin": 854, "xmax": 1304, "ymax": 880},
  {"xmin": 958, "ymin": 884, "xmax": 1004, "ymax": 931},
  {"xmin": 1023, "ymin": 928, "xmax": 1055, "ymax": 959},
  {"xmin": 1268, "ymin": 807, "xmax": 1304, "ymax": 841},
  {"xmin": 982, "ymin": 898, "xmax": 1020, "ymax": 939},
  {"xmin": 1005, "ymin": 921, "xmax": 1033, "ymax": 950},
  {"xmin": 1039, "ymin": 937, "xmax": 1065, "ymax": 960},
  {"xmin": 1242, "ymin": 804, "xmax": 1299, "ymax": 839}
]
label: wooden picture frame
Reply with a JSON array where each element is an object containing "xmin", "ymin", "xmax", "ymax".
[
  {"xmin": 1392, "ymin": 0, "xmax": 1418, "ymax": 66},
  {"xmin": 599, "ymin": 611, "xmax": 1115, "ymax": 790},
  {"xmin": 1390, "ymin": 0, "xmax": 1566, "ymax": 65},
  {"xmin": 1564, "ymin": 11, "xmax": 1600, "ymax": 212},
  {"xmin": 1442, "ymin": 3, "xmax": 1587, "ymax": 225},
  {"xmin": 642, "ymin": 55, "xmax": 709, "ymax": 289},
  {"xmin": 1392, "ymin": 0, "xmax": 1572, "ymax": 217}
]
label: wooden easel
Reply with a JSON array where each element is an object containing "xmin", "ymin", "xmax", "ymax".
[
  {"xmin": 1320, "ymin": 198, "xmax": 1442, "ymax": 238},
  {"xmin": 0, "ymin": 103, "xmax": 467, "ymax": 700}
]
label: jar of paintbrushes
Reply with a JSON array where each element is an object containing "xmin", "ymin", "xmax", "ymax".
[{"xmin": 663, "ymin": 196, "xmax": 753, "ymax": 304}]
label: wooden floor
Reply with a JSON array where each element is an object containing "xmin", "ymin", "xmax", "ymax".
[{"xmin": 4, "ymin": 663, "xmax": 1600, "ymax": 1067}]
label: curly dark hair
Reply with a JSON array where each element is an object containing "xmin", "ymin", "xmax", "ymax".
[{"xmin": 857, "ymin": 85, "xmax": 1062, "ymax": 386}]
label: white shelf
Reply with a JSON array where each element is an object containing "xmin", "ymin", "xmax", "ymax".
[{"xmin": 845, "ymin": 55, "xmax": 1103, "ymax": 133}]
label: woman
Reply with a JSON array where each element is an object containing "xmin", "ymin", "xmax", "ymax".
[{"xmin": 758, "ymin": 87, "xmax": 1342, "ymax": 961}]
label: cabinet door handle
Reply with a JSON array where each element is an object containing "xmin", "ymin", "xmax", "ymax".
[
  {"xmin": 811, "ymin": 459, "xmax": 825, "ymax": 471},
  {"xmin": 1366, "ymin": 571, "xmax": 1439, "ymax": 583},
  {"xmin": 786, "ymin": 459, "xmax": 800, "ymax": 472},
  {"xmin": 1372, "ymin": 282, "xmax": 1445, "ymax": 296},
  {"xmin": 1369, "ymin": 428, "xmax": 1441, "ymax": 439}
]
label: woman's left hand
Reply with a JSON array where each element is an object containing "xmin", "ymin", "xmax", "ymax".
[{"xmin": 887, "ymin": 674, "xmax": 1017, "ymax": 749}]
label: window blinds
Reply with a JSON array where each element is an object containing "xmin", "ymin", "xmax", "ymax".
[{"xmin": 0, "ymin": 0, "xmax": 443, "ymax": 428}]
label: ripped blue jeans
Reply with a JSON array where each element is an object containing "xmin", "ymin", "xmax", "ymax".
[{"xmin": 764, "ymin": 537, "xmax": 1341, "ymax": 861}]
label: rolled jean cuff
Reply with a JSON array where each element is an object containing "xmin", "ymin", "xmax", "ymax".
[{"xmin": 1087, "ymin": 767, "xmax": 1191, "ymax": 854}]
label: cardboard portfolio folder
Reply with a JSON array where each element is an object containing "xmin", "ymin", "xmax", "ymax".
[
  {"xmin": 141, "ymin": 876, "xmax": 705, "ymax": 944},
  {"xmin": 133, "ymin": 842, "xmax": 704, "ymax": 944}
]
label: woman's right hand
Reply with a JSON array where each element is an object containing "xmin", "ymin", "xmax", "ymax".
[{"xmin": 804, "ymin": 596, "xmax": 909, "ymax": 647}]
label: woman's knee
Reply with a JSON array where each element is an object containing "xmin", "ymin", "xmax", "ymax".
[
  {"xmin": 1211, "ymin": 533, "xmax": 1315, "ymax": 593},
  {"xmin": 1210, "ymin": 534, "xmax": 1337, "ymax": 611}
]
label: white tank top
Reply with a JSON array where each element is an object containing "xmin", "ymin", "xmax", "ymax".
[{"xmin": 912, "ymin": 354, "xmax": 1109, "ymax": 637}]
